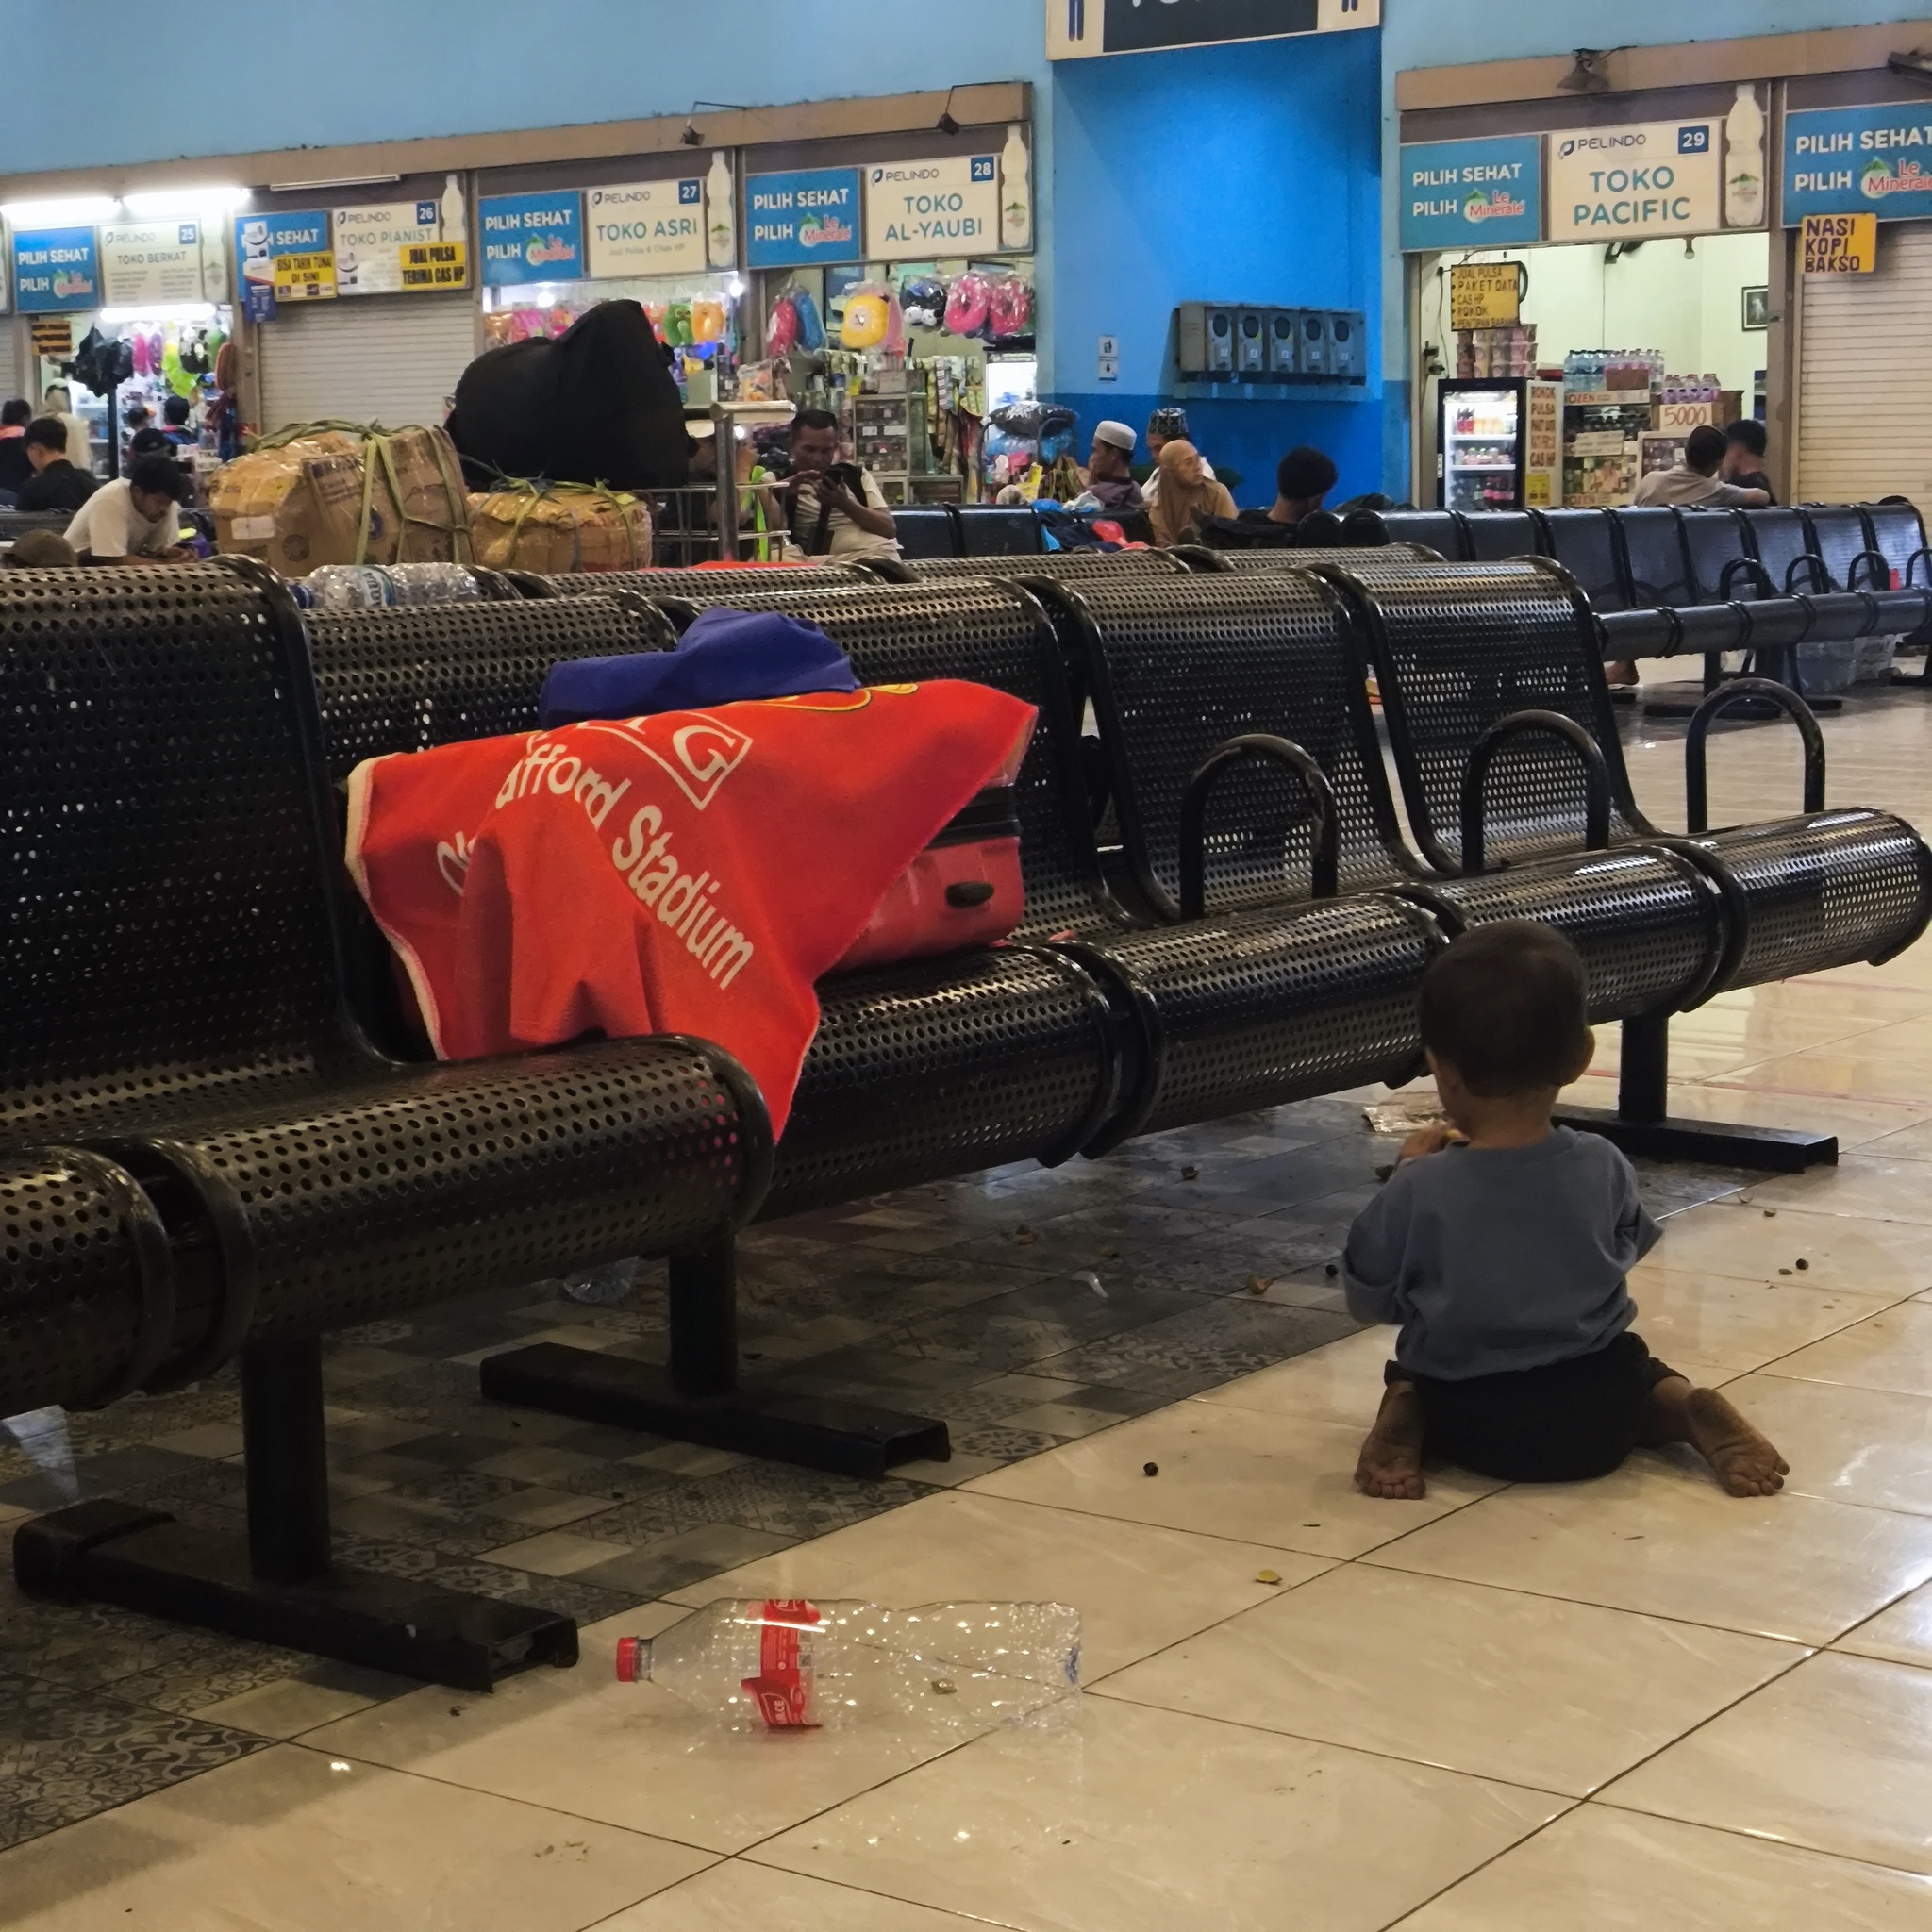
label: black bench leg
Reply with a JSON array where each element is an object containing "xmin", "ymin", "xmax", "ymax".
[
  {"xmin": 12, "ymin": 1336, "xmax": 578, "ymax": 1690},
  {"xmin": 479, "ymin": 1237, "xmax": 950, "ymax": 1480},
  {"xmin": 1552, "ymin": 1009, "xmax": 1837, "ymax": 1174}
]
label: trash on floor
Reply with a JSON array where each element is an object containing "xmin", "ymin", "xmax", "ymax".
[{"xmin": 616, "ymin": 1598, "xmax": 1082, "ymax": 1733}]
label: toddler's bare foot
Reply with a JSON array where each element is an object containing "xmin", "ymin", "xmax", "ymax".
[
  {"xmin": 1684, "ymin": 1387, "xmax": 1789, "ymax": 1497},
  {"xmin": 1647, "ymin": 1374, "xmax": 1788, "ymax": 1494},
  {"xmin": 1356, "ymin": 1382, "xmax": 1426, "ymax": 1499}
]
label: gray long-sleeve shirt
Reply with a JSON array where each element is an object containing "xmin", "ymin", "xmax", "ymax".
[{"xmin": 1341, "ymin": 1128, "xmax": 1659, "ymax": 1382}]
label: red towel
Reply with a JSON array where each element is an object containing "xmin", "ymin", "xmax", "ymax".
[{"xmin": 346, "ymin": 681, "xmax": 1036, "ymax": 1134}]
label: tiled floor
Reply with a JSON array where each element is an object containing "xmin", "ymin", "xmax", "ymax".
[{"xmin": 7, "ymin": 675, "xmax": 1932, "ymax": 1924}]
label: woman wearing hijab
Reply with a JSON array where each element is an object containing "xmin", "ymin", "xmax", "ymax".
[{"xmin": 1148, "ymin": 439, "xmax": 1236, "ymax": 547}]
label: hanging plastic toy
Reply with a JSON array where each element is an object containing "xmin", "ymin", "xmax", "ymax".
[
  {"xmin": 841, "ymin": 288, "xmax": 891, "ymax": 350},
  {"xmin": 790, "ymin": 286, "xmax": 825, "ymax": 351},
  {"xmin": 690, "ymin": 293, "xmax": 729, "ymax": 343},
  {"xmin": 944, "ymin": 272, "xmax": 991, "ymax": 338},
  {"xmin": 162, "ymin": 338, "xmax": 195, "ymax": 398},
  {"xmin": 900, "ymin": 276, "xmax": 947, "ymax": 331},
  {"xmin": 766, "ymin": 292, "xmax": 800, "ymax": 358},
  {"xmin": 988, "ymin": 277, "xmax": 1033, "ymax": 340}
]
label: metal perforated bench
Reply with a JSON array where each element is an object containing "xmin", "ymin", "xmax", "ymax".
[
  {"xmin": 1040, "ymin": 571, "xmax": 1724, "ymax": 1049},
  {"xmin": 1331, "ymin": 555, "xmax": 1932, "ymax": 1169},
  {"xmin": 1180, "ymin": 544, "xmax": 1441, "ymax": 575},
  {"xmin": 1535, "ymin": 508, "xmax": 1632, "ymax": 612},
  {"xmin": 637, "ymin": 580, "xmax": 1437, "ymax": 1157},
  {"xmin": 0, "ymin": 563, "xmax": 767, "ymax": 1687},
  {"xmin": 306, "ymin": 576, "xmax": 1124, "ymax": 1476},
  {"xmin": 893, "ymin": 548, "xmax": 1187, "ymax": 583},
  {"xmin": 1342, "ymin": 508, "xmax": 1471, "ymax": 558},
  {"xmin": 519, "ymin": 562, "xmax": 883, "ymax": 599}
]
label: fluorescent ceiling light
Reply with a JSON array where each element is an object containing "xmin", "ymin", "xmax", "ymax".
[
  {"xmin": 267, "ymin": 174, "xmax": 399, "ymax": 193},
  {"xmin": 1, "ymin": 195, "xmax": 119, "ymax": 226},
  {"xmin": 122, "ymin": 185, "xmax": 248, "ymax": 217},
  {"xmin": 99, "ymin": 302, "xmax": 221, "ymax": 324}
]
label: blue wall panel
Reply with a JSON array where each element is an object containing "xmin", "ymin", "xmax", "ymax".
[
  {"xmin": 1047, "ymin": 29, "xmax": 1385, "ymax": 508},
  {"xmin": 0, "ymin": 0, "xmax": 1050, "ymax": 172}
]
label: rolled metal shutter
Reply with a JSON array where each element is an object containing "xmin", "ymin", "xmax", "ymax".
[
  {"xmin": 1798, "ymin": 222, "xmax": 1932, "ymax": 504},
  {"xmin": 0, "ymin": 323, "xmax": 22, "ymax": 409},
  {"xmin": 257, "ymin": 291, "xmax": 475, "ymax": 431}
]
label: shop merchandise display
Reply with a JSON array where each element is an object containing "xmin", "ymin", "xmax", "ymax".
[
  {"xmin": 469, "ymin": 479, "xmax": 652, "ymax": 573},
  {"xmin": 207, "ymin": 423, "xmax": 473, "ymax": 574}
]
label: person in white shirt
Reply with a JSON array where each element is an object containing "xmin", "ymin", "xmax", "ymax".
[
  {"xmin": 42, "ymin": 383, "xmax": 94, "ymax": 475},
  {"xmin": 1141, "ymin": 407, "xmax": 1213, "ymax": 509},
  {"xmin": 64, "ymin": 455, "xmax": 192, "ymax": 565},
  {"xmin": 1631, "ymin": 425, "xmax": 1770, "ymax": 509},
  {"xmin": 776, "ymin": 408, "xmax": 902, "ymax": 562}
]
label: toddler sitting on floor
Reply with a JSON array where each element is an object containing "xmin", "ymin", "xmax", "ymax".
[{"xmin": 1343, "ymin": 921, "xmax": 1787, "ymax": 1499}]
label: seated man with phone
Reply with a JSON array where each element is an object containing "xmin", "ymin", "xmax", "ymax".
[{"xmin": 776, "ymin": 408, "xmax": 903, "ymax": 563}]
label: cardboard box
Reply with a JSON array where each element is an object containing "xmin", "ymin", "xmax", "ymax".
[
  {"xmin": 470, "ymin": 485, "xmax": 652, "ymax": 573},
  {"xmin": 209, "ymin": 425, "xmax": 473, "ymax": 575}
]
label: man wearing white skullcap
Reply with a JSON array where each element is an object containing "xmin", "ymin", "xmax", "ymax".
[{"xmin": 1083, "ymin": 419, "xmax": 1145, "ymax": 515}]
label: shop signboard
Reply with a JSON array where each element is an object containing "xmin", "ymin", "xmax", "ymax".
[
  {"xmin": 1784, "ymin": 104, "xmax": 1932, "ymax": 223},
  {"xmin": 334, "ymin": 199, "xmax": 457, "ymax": 294},
  {"xmin": 100, "ymin": 221, "xmax": 207, "ymax": 308},
  {"xmin": 865, "ymin": 154, "xmax": 1000, "ymax": 260},
  {"xmin": 401, "ymin": 241, "xmax": 468, "ymax": 290},
  {"xmin": 1547, "ymin": 120, "xmax": 1724, "ymax": 242},
  {"xmin": 1802, "ymin": 211, "xmax": 1877, "ymax": 275},
  {"xmin": 1049, "ymin": 0, "xmax": 1378, "ymax": 58},
  {"xmin": 584, "ymin": 179, "xmax": 707, "ymax": 278},
  {"xmin": 234, "ymin": 210, "xmax": 336, "ymax": 318},
  {"xmin": 11, "ymin": 226, "xmax": 100, "ymax": 312},
  {"xmin": 1399, "ymin": 136, "xmax": 1542, "ymax": 251},
  {"xmin": 479, "ymin": 191, "xmax": 583, "ymax": 286},
  {"xmin": 1449, "ymin": 261, "xmax": 1523, "ymax": 330},
  {"xmin": 30, "ymin": 316, "xmax": 73, "ymax": 358},
  {"xmin": 744, "ymin": 166, "xmax": 863, "ymax": 269}
]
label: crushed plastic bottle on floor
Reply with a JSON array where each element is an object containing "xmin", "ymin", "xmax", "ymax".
[
  {"xmin": 616, "ymin": 1598, "xmax": 1081, "ymax": 1732},
  {"xmin": 561, "ymin": 1257, "xmax": 638, "ymax": 1305},
  {"xmin": 0, "ymin": 1406, "xmax": 78, "ymax": 1504}
]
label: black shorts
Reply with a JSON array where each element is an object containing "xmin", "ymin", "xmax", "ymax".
[{"xmin": 1390, "ymin": 1332, "xmax": 1680, "ymax": 1484}]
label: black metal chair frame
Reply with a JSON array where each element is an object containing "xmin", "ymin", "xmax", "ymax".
[
  {"xmin": 1340, "ymin": 554, "xmax": 1932, "ymax": 1171},
  {"xmin": 0, "ymin": 562, "xmax": 777, "ymax": 1690}
]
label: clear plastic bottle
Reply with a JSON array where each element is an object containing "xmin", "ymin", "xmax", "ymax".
[{"xmin": 617, "ymin": 1597, "xmax": 1082, "ymax": 1732}]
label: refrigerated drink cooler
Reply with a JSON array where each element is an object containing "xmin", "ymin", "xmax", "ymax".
[{"xmin": 1437, "ymin": 378, "xmax": 1564, "ymax": 512}]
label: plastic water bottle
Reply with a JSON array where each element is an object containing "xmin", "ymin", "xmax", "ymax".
[{"xmin": 616, "ymin": 1598, "xmax": 1082, "ymax": 1732}]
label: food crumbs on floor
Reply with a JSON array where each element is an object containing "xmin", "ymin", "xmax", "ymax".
[
  {"xmin": 1143, "ymin": 1460, "xmax": 1159, "ymax": 1476},
  {"xmin": 1181, "ymin": 1165, "xmax": 1198, "ymax": 1180},
  {"xmin": 1246, "ymin": 1274, "xmax": 1269, "ymax": 1295},
  {"xmin": 1795, "ymin": 1257, "xmax": 1809, "ymax": 1269},
  {"xmin": 1257, "ymin": 1569, "xmax": 1282, "ymax": 1584}
]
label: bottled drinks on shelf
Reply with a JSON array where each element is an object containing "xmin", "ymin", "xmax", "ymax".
[{"xmin": 616, "ymin": 1598, "xmax": 1083, "ymax": 1732}]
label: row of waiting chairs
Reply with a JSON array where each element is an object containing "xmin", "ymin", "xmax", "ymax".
[
  {"xmin": 1346, "ymin": 501, "xmax": 1930, "ymax": 598},
  {"xmin": 3, "ymin": 552, "xmax": 1925, "ymax": 1690}
]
